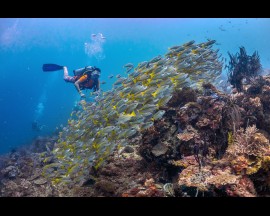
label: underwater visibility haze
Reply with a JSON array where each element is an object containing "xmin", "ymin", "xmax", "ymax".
[{"xmin": 0, "ymin": 18, "xmax": 270, "ymax": 154}]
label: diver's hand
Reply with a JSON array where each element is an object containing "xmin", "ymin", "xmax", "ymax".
[{"xmin": 80, "ymin": 92, "xmax": 86, "ymax": 98}]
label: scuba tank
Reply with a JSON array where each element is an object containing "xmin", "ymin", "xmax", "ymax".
[{"xmin": 73, "ymin": 66, "xmax": 95, "ymax": 76}]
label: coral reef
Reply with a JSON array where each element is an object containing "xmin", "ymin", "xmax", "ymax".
[
  {"xmin": 3, "ymin": 75, "xmax": 270, "ymax": 197},
  {"xmin": 0, "ymin": 136, "xmax": 58, "ymax": 197}
]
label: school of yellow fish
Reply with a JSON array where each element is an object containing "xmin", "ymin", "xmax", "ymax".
[{"xmin": 43, "ymin": 40, "xmax": 223, "ymax": 186}]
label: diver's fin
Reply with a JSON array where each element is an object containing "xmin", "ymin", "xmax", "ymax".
[{"xmin": 42, "ymin": 64, "xmax": 63, "ymax": 72}]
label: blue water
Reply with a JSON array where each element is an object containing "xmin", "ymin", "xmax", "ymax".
[{"xmin": 0, "ymin": 18, "xmax": 270, "ymax": 154}]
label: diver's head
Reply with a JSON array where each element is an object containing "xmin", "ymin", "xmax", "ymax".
[
  {"xmin": 93, "ymin": 67, "xmax": 101, "ymax": 73},
  {"xmin": 92, "ymin": 67, "xmax": 101, "ymax": 76}
]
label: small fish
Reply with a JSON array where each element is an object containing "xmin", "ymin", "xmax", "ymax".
[
  {"xmin": 137, "ymin": 61, "xmax": 148, "ymax": 69},
  {"xmin": 140, "ymin": 122, "xmax": 154, "ymax": 130},
  {"xmin": 130, "ymin": 85, "xmax": 147, "ymax": 94},
  {"xmin": 125, "ymin": 102, "xmax": 139, "ymax": 114},
  {"xmin": 125, "ymin": 128, "xmax": 138, "ymax": 138},
  {"xmin": 139, "ymin": 103, "xmax": 157, "ymax": 113},
  {"xmin": 129, "ymin": 115, "xmax": 144, "ymax": 124},
  {"xmin": 218, "ymin": 80, "xmax": 224, "ymax": 85},
  {"xmin": 102, "ymin": 126, "xmax": 116, "ymax": 133},
  {"xmin": 157, "ymin": 95, "xmax": 172, "ymax": 107},
  {"xmin": 124, "ymin": 63, "xmax": 134, "ymax": 68},
  {"xmin": 116, "ymin": 74, "xmax": 121, "ymax": 78},
  {"xmin": 204, "ymin": 40, "xmax": 216, "ymax": 46},
  {"xmin": 183, "ymin": 40, "xmax": 195, "ymax": 47},
  {"xmin": 169, "ymin": 45, "xmax": 181, "ymax": 50},
  {"xmin": 100, "ymin": 81, "xmax": 106, "ymax": 84},
  {"xmin": 114, "ymin": 77, "xmax": 127, "ymax": 86},
  {"xmin": 108, "ymin": 75, "xmax": 114, "ymax": 79},
  {"xmin": 149, "ymin": 55, "xmax": 162, "ymax": 63},
  {"xmin": 117, "ymin": 103, "xmax": 128, "ymax": 113},
  {"xmin": 174, "ymin": 46, "xmax": 185, "ymax": 53},
  {"xmin": 219, "ymin": 26, "xmax": 226, "ymax": 31},
  {"xmin": 117, "ymin": 113, "xmax": 133, "ymax": 124}
]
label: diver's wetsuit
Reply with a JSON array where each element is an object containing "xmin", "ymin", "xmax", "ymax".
[{"xmin": 63, "ymin": 66, "xmax": 100, "ymax": 91}]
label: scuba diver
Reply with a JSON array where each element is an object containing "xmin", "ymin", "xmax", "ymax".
[
  {"xmin": 63, "ymin": 66, "xmax": 101, "ymax": 98},
  {"xmin": 32, "ymin": 120, "xmax": 45, "ymax": 131},
  {"xmin": 42, "ymin": 64, "xmax": 101, "ymax": 98}
]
